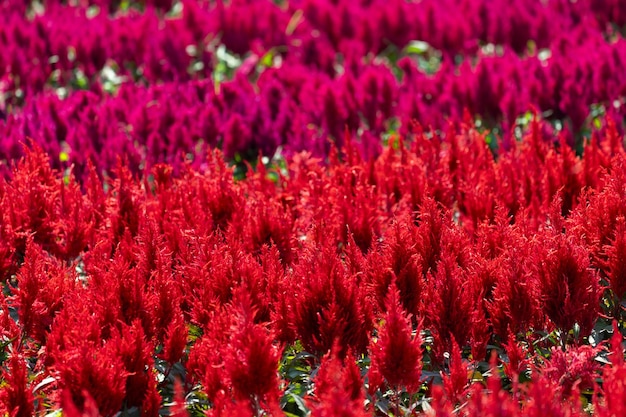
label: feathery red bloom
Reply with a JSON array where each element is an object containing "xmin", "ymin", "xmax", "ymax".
[
  {"xmin": 61, "ymin": 389, "xmax": 100, "ymax": 417},
  {"xmin": 441, "ymin": 338, "xmax": 469, "ymax": 406},
  {"xmin": 11, "ymin": 238, "xmax": 76, "ymax": 343},
  {"xmin": 224, "ymin": 292, "xmax": 283, "ymax": 412},
  {"xmin": 542, "ymin": 345, "xmax": 600, "ymax": 398},
  {"xmin": 161, "ymin": 312, "xmax": 188, "ymax": 365},
  {"xmin": 369, "ymin": 285, "xmax": 423, "ymax": 393},
  {"xmin": 0, "ymin": 353, "xmax": 34, "ymax": 417},
  {"xmin": 424, "ymin": 250, "xmax": 480, "ymax": 361},
  {"xmin": 536, "ymin": 232, "xmax": 601, "ymax": 336},
  {"xmin": 169, "ymin": 379, "xmax": 189, "ymax": 417},
  {"xmin": 310, "ymin": 344, "xmax": 367, "ymax": 417},
  {"xmin": 115, "ymin": 320, "xmax": 156, "ymax": 409},
  {"xmin": 367, "ymin": 216, "xmax": 424, "ymax": 319},
  {"xmin": 289, "ymin": 240, "xmax": 371, "ymax": 356},
  {"xmin": 503, "ymin": 332, "xmax": 530, "ymax": 380},
  {"xmin": 595, "ymin": 322, "xmax": 626, "ymax": 417},
  {"xmin": 47, "ymin": 300, "xmax": 128, "ymax": 417},
  {"xmin": 602, "ymin": 219, "xmax": 626, "ymax": 304},
  {"xmin": 485, "ymin": 247, "xmax": 544, "ymax": 340},
  {"xmin": 521, "ymin": 373, "xmax": 586, "ymax": 417}
]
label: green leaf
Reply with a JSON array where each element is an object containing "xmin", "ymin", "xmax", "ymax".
[
  {"xmin": 405, "ymin": 40, "xmax": 431, "ymax": 55},
  {"xmin": 261, "ymin": 50, "xmax": 275, "ymax": 68},
  {"xmin": 288, "ymin": 393, "xmax": 308, "ymax": 414}
]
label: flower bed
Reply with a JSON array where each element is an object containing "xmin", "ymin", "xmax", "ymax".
[
  {"xmin": 1, "ymin": 1, "xmax": 626, "ymax": 416},
  {"xmin": 0, "ymin": 0, "xmax": 625, "ymax": 176}
]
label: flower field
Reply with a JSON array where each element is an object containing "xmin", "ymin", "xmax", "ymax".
[{"xmin": 1, "ymin": 0, "xmax": 626, "ymax": 416}]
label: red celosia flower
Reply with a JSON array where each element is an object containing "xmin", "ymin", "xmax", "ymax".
[
  {"xmin": 11, "ymin": 238, "xmax": 76, "ymax": 343},
  {"xmin": 0, "ymin": 144, "xmax": 62, "ymax": 257},
  {"xmin": 0, "ymin": 353, "xmax": 34, "ymax": 417},
  {"xmin": 54, "ymin": 170, "xmax": 96, "ymax": 259},
  {"xmin": 141, "ymin": 378, "xmax": 162, "ymax": 417},
  {"xmin": 503, "ymin": 332, "xmax": 530, "ymax": 380},
  {"xmin": 310, "ymin": 344, "xmax": 367, "ymax": 417},
  {"xmin": 191, "ymin": 288, "xmax": 282, "ymax": 415},
  {"xmin": 369, "ymin": 285, "xmax": 423, "ymax": 393},
  {"xmin": 485, "ymin": 247, "xmax": 544, "ymax": 340},
  {"xmin": 0, "ymin": 295, "xmax": 19, "ymax": 345},
  {"xmin": 367, "ymin": 216, "xmax": 424, "ymax": 319},
  {"xmin": 570, "ymin": 153, "xmax": 626, "ymax": 274},
  {"xmin": 108, "ymin": 161, "xmax": 143, "ymax": 240},
  {"xmin": 169, "ymin": 379, "xmax": 189, "ymax": 417},
  {"xmin": 594, "ymin": 322, "xmax": 626, "ymax": 417},
  {"xmin": 224, "ymin": 292, "xmax": 283, "ymax": 414},
  {"xmin": 187, "ymin": 309, "xmax": 229, "ymax": 401},
  {"xmin": 161, "ymin": 312, "xmax": 188, "ymax": 365},
  {"xmin": 288, "ymin": 240, "xmax": 371, "ymax": 356},
  {"xmin": 536, "ymin": 232, "xmax": 601, "ymax": 337},
  {"xmin": 115, "ymin": 320, "xmax": 156, "ymax": 409},
  {"xmin": 82, "ymin": 247, "xmax": 151, "ymax": 339},
  {"xmin": 414, "ymin": 198, "xmax": 447, "ymax": 276},
  {"xmin": 61, "ymin": 389, "xmax": 100, "ymax": 417},
  {"xmin": 424, "ymin": 251, "xmax": 484, "ymax": 362},
  {"xmin": 236, "ymin": 193, "xmax": 295, "ymax": 264},
  {"xmin": 46, "ymin": 299, "xmax": 129, "ymax": 417},
  {"xmin": 521, "ymin": 373, "xmax": 586, "ymax": 417},
  {"xmin": 440, "ymin": 338, "xmax": 469, "ymax": 406},
  {"xmin": 602, "ymin": 219, "xmax": 626, "ymax": 306},
  {"xmin": 426, "ymin": 385, "xmax": 455, "ymax": 416},
  {"xmin": 542, "ymin": 345, "xmax": 600, "ymax": 398}
]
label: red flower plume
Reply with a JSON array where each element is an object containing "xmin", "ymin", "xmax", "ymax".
[
  {"xmin": 369, "ymin": 285, "xmax": 423, "ymax": 393},
  {"xmin": 536, "ymin": 232, "xmax": 601, "ymax": 337},
  {"xmin": 594, "ymin": 322, "xmax": 626, "ymax": 417},
  {"xmin": 0, "ymin": 353, "xmax": 34, "ymax": 417},
  {"xmin": 224, "ymin": 291, "xmax": 283, "ymax": 415},
  {"xmin": 310, "ymin": 345, "xmax": 368, "ymax": 417}
]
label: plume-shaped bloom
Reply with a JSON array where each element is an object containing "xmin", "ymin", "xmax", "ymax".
[
  {"xmin": 46, "ymin": 298, "xmax": 128, "ymax": 416},
  {"xmin": 61, "ymin": 389, "xmax": 100, "ymax": 417},
  {"xmin": 594, "ymin": 322, "xmax": 626, "ymax": 417},
  {"xmin": 601, "ymin": 219, "xmax": 626, "ymax": 313},
  {"xmin": 0, "ymin": 353, "xmax": 33, "ymax": 417},
  {"xmin": 11, "ymin": 237, "xmax": 76, "ymax": 343},
  {"xmin": 169, "ymin": 379, "xmax": 189, "ymax": 417},
  {"xmin": 369, "ymin": 285, "xmax": 423, "ymax": 393},
  {"xmin": 542, "ymin": 345, "xmax": 600, "ymax": 398},
  {"xmin": 485, "ymin": 246, "xmax": 544, "ymax": 340},
  {"xmin": 440, "ymin": 338, "xmax": 469, "ymax": 406},
  {"xmin": 423, "ymin": 250, "xmax": 485, "ymax": 361},
  {"xmin": 288, "ymin": 240, "xmax": 372, "ymax": 356},
  {"xmin": 367, "ymin": 217, "xmax": 423, "ymax": 319},
  {"xmin": 224, "ymin": 291, "xmax": 283, "ymax": 414},
  {"xmin": 536, "ymin": 232, "xmax": 601, "ymax": 337},
  {"xmin": 310, "ymin": 345, "xmax": 368, "ymax": 417}
]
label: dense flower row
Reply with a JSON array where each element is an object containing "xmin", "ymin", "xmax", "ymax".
[
  {"xmin": 2, "ymin": 0, "xmax": 625, "ymax": 92},
  {"xmin": 1, "ymin": 0, "xmax": 626, "ymax": 175},
  {"xmin": 0, "ymin": 118, "xmax": 625, "ymax": 416}
]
